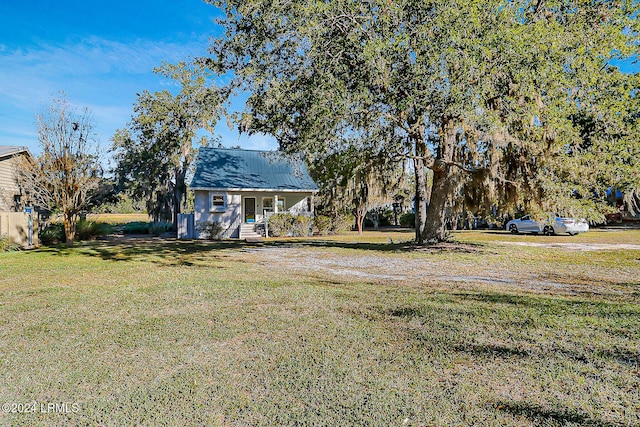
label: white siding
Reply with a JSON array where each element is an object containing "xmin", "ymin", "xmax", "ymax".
[
  {"xmin": 194, "ymin": 190, "xmax": 241, "ymax": 238},
  {"xmin": 192, "ymin": 190, "xmax": 314, "ymax": 239}
]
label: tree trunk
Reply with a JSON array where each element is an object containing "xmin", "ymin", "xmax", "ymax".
[
  {"xmin": 413, "ymin": 157, "xmax": 428, "ymax": 244},
  {"xmin": 355, "ymin": 214, "xmax": 365, "ymax": 234},
  {"xmin": 63, "ymin": 213, "xmax": 76, "ymax": 247},
  {"xmin": 354, "ymin": 205, "xmax": 366, "ymax": 234},
  {"xmin": 173, "ymin": 169, "xmax": 187, "ymax": 234},
  {"xmin": 173, "ymin": 187, "xmax": 182, "ymax": 232},
  {"xmin": 423, "ymin": 167, "xmax": 456, "ymax": 242},
  {"xmin": 421, "ymin": 120, "xmax": 458, "ymax": 243},
  {"xmin": 408, "ymin": 115, "xmax": 429, "ymax": 244}
]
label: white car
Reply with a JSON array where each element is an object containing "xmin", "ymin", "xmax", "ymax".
[{"xmin": 506, "ymin": 215, "xmax": 589, "ymax": 236}]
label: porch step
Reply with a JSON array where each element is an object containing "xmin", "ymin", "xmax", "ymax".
[{"xmin": 240, "ymin": 223, "xmax": 264, "ymax": 241}]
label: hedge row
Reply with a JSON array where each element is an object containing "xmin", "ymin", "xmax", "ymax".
[{"xmin": 268, "ymin": 213, "xmax": 353, "ymax": 237}]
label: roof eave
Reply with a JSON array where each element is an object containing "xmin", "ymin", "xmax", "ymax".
[
  {"xmin": 190, "ymin": 187, "xmax": 319, "ymax": 193},
  {"xmin": 0, "ymin": 146, "xmax": 31, "ymax": 160}
]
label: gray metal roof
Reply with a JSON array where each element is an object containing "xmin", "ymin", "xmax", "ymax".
[
  {"xmin": 190, "ymin": 147, "xmax": 318, "ymax": 191},
  {"xmin": 0, "ymin": 146, "xmax": 29, "ymax": 159}
]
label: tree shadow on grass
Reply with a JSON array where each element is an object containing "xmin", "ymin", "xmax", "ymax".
[
  {"xmin": 385, "ymin": 294, "xmax": 640, "ymax": 367},
  {"xmin": 451, "ymin": 292, "xmax": 534, "ymax": 306},
  {"xmin": 35, "ymin": 234, "xmax": 489, "ymax": 256},
  {"xmin": 263, "ymin": 238, "xmax": 487, "ymax": 254},
  {"xmin": 386, "ymin": 306, "xmax": 427, "ymax": 318},
  {"xmin": 452, "ymin": 291, "xmax": 640, "ymax": 324},
  {"xmin": 493, "ymin": 401, "xmax": 628, "ymax": 427},
  {"xmin": 34, "ymin": 238, "xmax": 249, "ymax": 267},
  {"xmin": 449, "ymin": 291, "xmax": 634, "ymax": 310},
  {"xmin": 456, "ymin": 343, "xmax": 532, "ymax": 358},
  {"xmin": 597, "ymin": 348, "xmax": 640, "ymax": 368},
  {"xmin": 29, "ymin": 235, "xmax": 490, "ymax": 271},
  {"xmin": 453, "ymin": 333, "xmax": 640, "ymax": 368}
]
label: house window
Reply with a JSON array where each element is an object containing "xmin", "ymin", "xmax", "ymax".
[
  {"xmin": 277, "ymin": 197, "xmax": 286, "ymax": 212},
  {"xmin": 263, "ymin": 197, "xmax": 274, "ymax": 214},
  {"xmin": 209, "ymin": 193, "xmax": 226, "ymax": 212}
]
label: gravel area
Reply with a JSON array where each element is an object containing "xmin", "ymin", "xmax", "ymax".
[
  {"xmin": 238, "ymin": 243, "xmax": 639, "ymax": 296},
  {"xmin": 496, "ymin": 241, "xmax": 640, "ymax": 251}
]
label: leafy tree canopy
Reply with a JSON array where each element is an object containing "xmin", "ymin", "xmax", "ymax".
[
  {"xmin": 111, "ymin": 61, "xmax": 222, "ymax": 225},
  {"xmin": 206, "ymin": 0, "xmax": 639, "ymax": 242}
]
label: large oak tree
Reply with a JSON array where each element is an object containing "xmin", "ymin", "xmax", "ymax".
[
  {"xmin": 112, "ymin": 61, "xmax": 222, "ymax": 227},
  {"xmin": 206, "ymin": 0, "xmax": 639, "ymax": 243}
]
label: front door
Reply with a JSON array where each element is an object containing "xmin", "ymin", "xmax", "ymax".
[{"xmin": 244, "ymin": 197, "xmax": 256, "ymax": 223}]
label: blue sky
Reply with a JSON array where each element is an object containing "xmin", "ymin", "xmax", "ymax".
[
  {"xmin": 1, "ymin": 1, "xmax": 637, "ymax": 163},
  {"xmin": 0, "ymin": 0, "xmax": 277, "ymax": 160}
]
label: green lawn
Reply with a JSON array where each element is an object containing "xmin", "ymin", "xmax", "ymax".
[{"xmin": 1, "ymin": 230, "xmax": 639, "ymax": 426}]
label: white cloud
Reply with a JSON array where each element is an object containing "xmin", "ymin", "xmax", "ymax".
[
  {"xmin": 0, "ymin": 35, "xmax": 211, "ymax": 152},
  {"xmin": 0, "ymin": 35, "xmax": 209, "ymax": 107},
  {"xmin": 214, "ymin": 122, "xmax": 278, "ymax": 151},
  {"xmin": 242, "ymin": 133, "xmax": 278, "ymax": 151},
  {"xmin": 0, "ymin": 34, "xmax": 279, "ymax": 155}
]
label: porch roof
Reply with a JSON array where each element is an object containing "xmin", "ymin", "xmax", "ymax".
[{"xmin": 190, "ymin": 147, "xmax": 318, "ymax": 192}]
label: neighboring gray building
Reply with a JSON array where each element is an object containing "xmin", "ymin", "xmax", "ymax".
[
  {"xmin": 190, "ymin": 147, "xmax": 318, "ymax": 239},
  {"xmin": 0, "ymin": 146, "xmax": 39, "ymax": 247},
  {"xmin": 0, "ymin": 146, "xmax": 31, "ymax": 212}
]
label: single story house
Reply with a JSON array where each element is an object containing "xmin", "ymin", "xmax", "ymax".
[
  {"xmin": 0, "ymin": 146, "xmax": 32, "ymax": 212},
  {"xmin": 190, "ymin": 147, "xmax": 319, "ymax": 239}
]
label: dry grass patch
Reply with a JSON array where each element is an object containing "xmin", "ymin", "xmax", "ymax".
[{"xmin": 86, "ymin": 213, "xmax": 150, "ymax": 224}]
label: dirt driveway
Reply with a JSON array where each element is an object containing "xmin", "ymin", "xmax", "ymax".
[{"xmin": 238, "ymin": 239, "xmax": 640, "ymax": 297}]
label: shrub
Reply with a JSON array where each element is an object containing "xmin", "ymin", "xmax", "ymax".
[
  {"xmin": 39, "ymin": 220, "xmax": 113, "ymax": 246},
  {"xmin": 0, "ymin": 236, "xmax": 21, "ymax": 252},
  {"xmin": 39, "ymin": 223, "xmax": 65, "ymax": 246},
  {"xmin": 268, "ymin": 213, "xmax": 296, "ymax": 237},
  {"xmin": 332, "ymin": 212, "xmax": 354, "ymax": 234},
  {"xmin": 76, "ymin": 220, "xmax": 113, "ymax": 241},
  {"xmin": 314, "ymin": 215, "xmax": 333, "ymax": 236},
  {"xmin": 312, "ymin": 212, "xmax": 354, "ymax": 235},
  {"xmin": 268, "ymin": 213, "xmax": 353, "ymax": 238},
  {"xmin": 366, "ymin": 207, "xmax": 393, "ymax": 228},
  {"xmin": 123, "ymin": 221, "xmax": 151, "ymax": 234},
  {"xmin": 122, "ymin": 221, "xmax": 172, "ymax": 236},
  {"xmin": 197, "ymin": 221, "xmax": 223, "ymax": 240},
  {"xmin": 292, "ymin": 215, "xmax": 314, "ymax": 237},
  {"xmin": 400, "ymin": 212, "xmax": 415, "ymax": 228}
]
